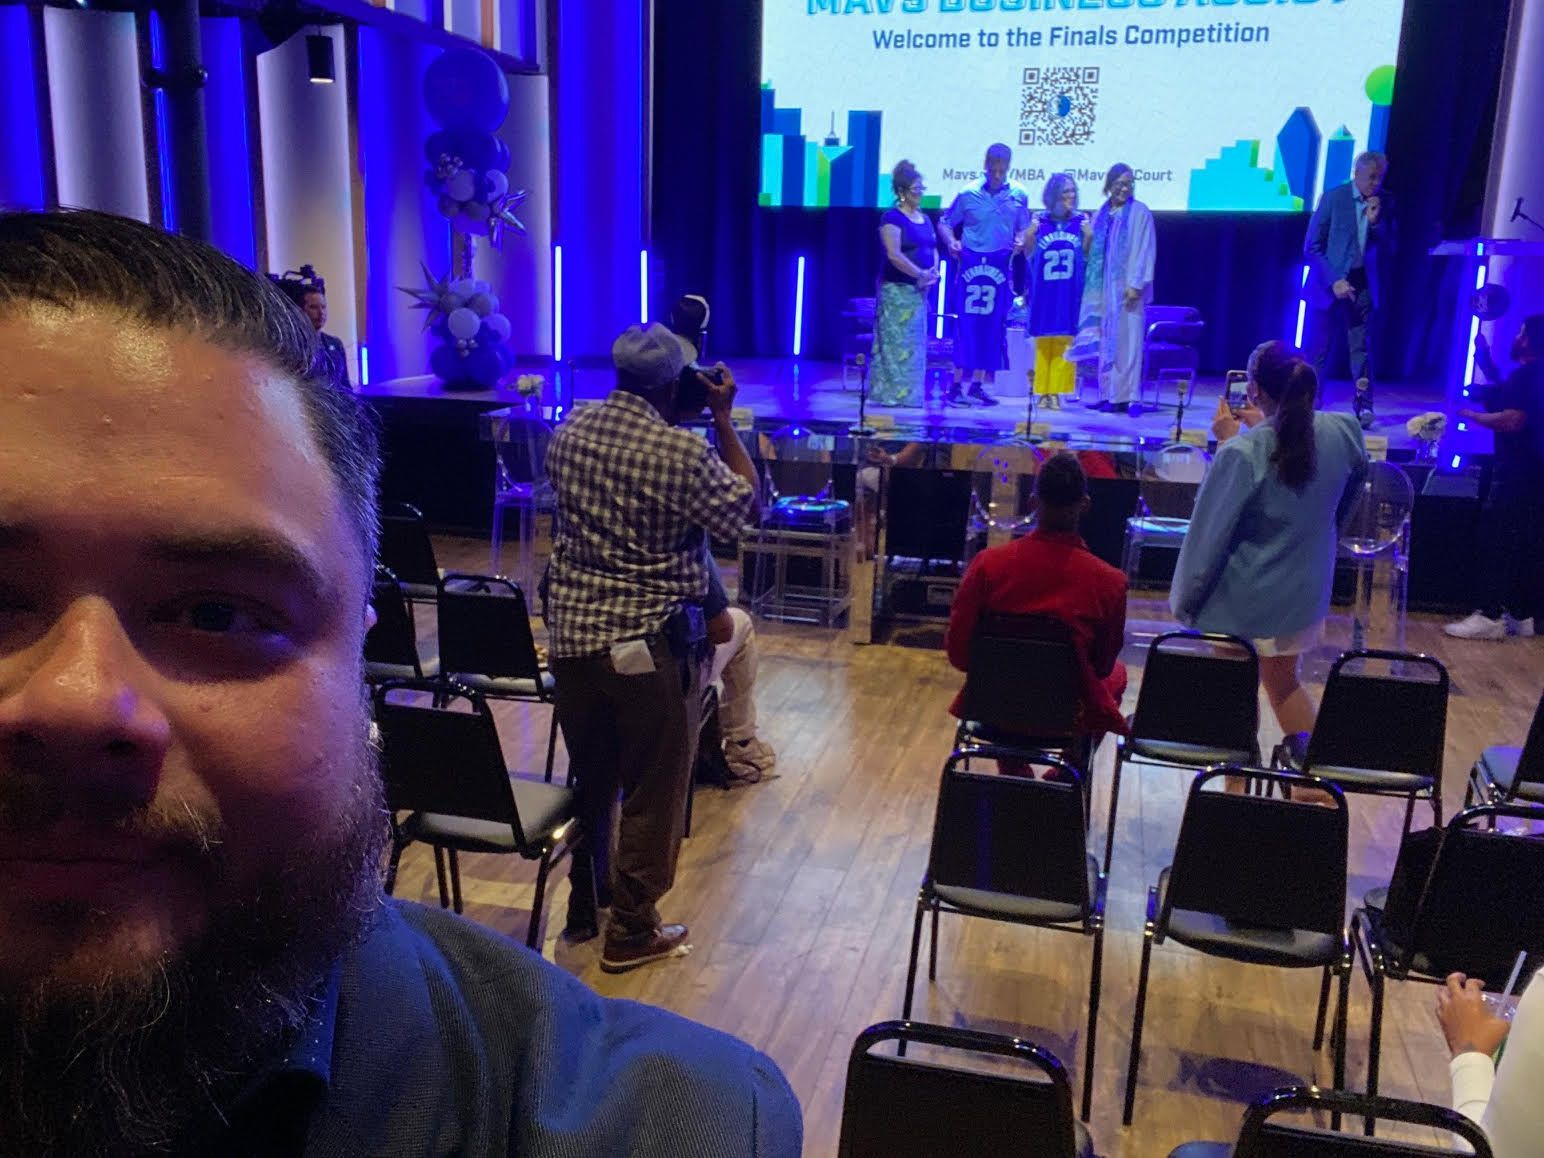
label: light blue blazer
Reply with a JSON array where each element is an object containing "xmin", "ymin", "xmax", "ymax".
[{"xmin": 1170, "ymin": 412, "xmax": 1369, "ymax": 640}]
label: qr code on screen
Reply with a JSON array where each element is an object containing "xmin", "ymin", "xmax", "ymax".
[{"xmin": 1019, "ymin": 67, "xmax": 1098, "ymax": 147}]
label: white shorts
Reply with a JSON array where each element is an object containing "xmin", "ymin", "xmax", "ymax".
[{"xmin": 1252, "ymin": 620, "xmax": 1324, "ymax": 658}]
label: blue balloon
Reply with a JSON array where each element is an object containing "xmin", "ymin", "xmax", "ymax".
[
  {"xmin": 423, "ymin": 48, "xmax": 510, "ymax": 133},
  {"xmin": 429, "ymin": 343, "xmax": 462, "ymax": 383},
  {"xmin": 462, "ymin": 344, "xmax": 503, "ymax": 388},
  {"xmin": 424, "ymin": 129, "xmax": 497, "ymax": 175}
]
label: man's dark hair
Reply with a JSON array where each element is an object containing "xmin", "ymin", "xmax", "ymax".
[
  {"xmin": 0, "ymin": 210, "xmax": 378, "ymax": 579},
  {"xmin": 1035, "ymin": 452, "xmax": 1088, "ymax": 510},
  {"xmin": 1522, "ymin": 313, "xmax": 1544, "ymax": 355}
]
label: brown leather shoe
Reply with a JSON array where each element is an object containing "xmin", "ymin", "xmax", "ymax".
[{"xmin": 599, "ymin": 924, "xmax": 692, "ymax": 974}]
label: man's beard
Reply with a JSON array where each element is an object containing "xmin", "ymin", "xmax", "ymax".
[{"xmin": 0, "ymin": 733, "xmax": 388, "ymax": 1156}]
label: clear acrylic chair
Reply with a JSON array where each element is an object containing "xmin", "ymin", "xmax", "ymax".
[
  {"xmin": 1337, "ymin": 460, "xmax": 1413, "ymax": 652},
  {"xmin": 965, "ymin": 444, "xmax": 1043, "ymax": 563},
  {"xmin": 1122, "ymin": 442, "xmax": 1211, "ymax": 583},
  {"xmin": 487, "ymin": 410, "xmax": 555, "ymax": 600}
]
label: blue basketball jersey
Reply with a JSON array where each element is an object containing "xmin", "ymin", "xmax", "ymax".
[
  {"xmin": 1026, "ymin": 212, "xmax": 1087, "ymax": 337},
  {"xmin": 954, "ymin": 248, "xmax": 1011, "ymax": 372}
]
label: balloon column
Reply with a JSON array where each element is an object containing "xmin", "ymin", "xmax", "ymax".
[{"xmin": 401, "ymin": 46, "xmax": 528, "ymax": 391}]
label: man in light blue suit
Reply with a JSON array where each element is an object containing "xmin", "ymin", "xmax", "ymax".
[{"xmin": 1303, "ymin": 151, "xmax": 1394, "ymax": 430}]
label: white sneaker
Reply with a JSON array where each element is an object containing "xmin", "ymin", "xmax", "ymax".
[
  {"xmin": 1510, "ymin": 616, "xmax": 1536, "ymax": 638},
  {"xmin": 1444, "ymin": 612, "xmax": 1508, "ymax": 640}
]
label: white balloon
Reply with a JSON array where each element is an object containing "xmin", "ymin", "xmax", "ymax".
[
  {"xmin": 446, "ymin": 171, "xmax": 476, "ymax": 202},
  {"xmin": 485, "ymin": 171, "xmax": 509, "ymax": 198},
  {"xmin": 447, "ymin": 307, "xmax": 481, "ymax": 341},
  {"xmin": 484, "ymin": 313, "xmax": 511, "ymax": 342},
  {"xmin": 449, "ymin": 278, "xmax": 477, "ymax": 299}
]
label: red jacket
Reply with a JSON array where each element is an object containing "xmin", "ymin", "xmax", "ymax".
[{"xmin": 945, "ymin": 528, "xmax": 1130, "ymax": 737}]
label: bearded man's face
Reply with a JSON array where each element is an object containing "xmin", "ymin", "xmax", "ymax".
[{"xmin": 0, "ymin": 306, "xmax": 385, "ymax": 1152}]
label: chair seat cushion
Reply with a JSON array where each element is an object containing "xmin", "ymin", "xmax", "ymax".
[
  {"xmin": 400, "ymin": 581, "xmax": 439, "ymax": 602},
  {"xmin": 1278, "ymin": 732, "xmax": 1434, "ymax": 792},
  {"xmin": 1301, "ymin": 763, "xmax": 1434, "ymax": 793},
  {"xmin": 403, "ymin": 778, "xmax": 575, "ymax": 852},
  {"xmin": 1479, "ymin": 745, "xmax": 1544, "ymax": 801},
  {"xmin": 1166, "ymin": 1144, "xmax": 1231, "ymax": 1158},
  {"xmin": 932, "ymin": 854, "xmax": 1098, "ymax": 925},
  {"xmin": 1127, "ymin": 516, "xmax": 1190, "ymax": 539},
  {"xmin": 1125, "ymin": 735, "xmax": 1257, "ymax": 769},
  {"xmin": 449, "ymin": 670, "xmax": 556, "ymax": 699},
  {"xmin": 1159, "ymin": 869, "xmax": 1339, "ymax": 968},
  {"xmin": 365, "ymin": 656, "xmax": 440, "ymax": 683}
]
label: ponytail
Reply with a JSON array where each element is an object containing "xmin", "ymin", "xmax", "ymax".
[{"xmin": 1268, "ymin": 361, "xmax": 1319, "ymax": 490}]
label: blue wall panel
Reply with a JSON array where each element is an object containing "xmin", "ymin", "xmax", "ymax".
[{"xmin": 0, "ymin": 9, "xmax": 46, "ymax": 210}]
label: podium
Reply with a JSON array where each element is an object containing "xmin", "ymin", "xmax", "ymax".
[{"xmin": 1428, "ymin": 237, "xmax": 1544, "ymax": 458}]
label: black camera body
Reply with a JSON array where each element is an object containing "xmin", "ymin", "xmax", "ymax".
[{"xmin": 676, "ymin": 363, "xmax": 723, "ymax": 416}]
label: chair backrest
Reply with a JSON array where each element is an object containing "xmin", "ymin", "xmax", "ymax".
[
  {"xmin": 1509, "ymin": 688, "xmax": 1544, "ymax": 795},
  {"xmin": 372, "ymin": 681, "xmax": 522, "ymax": 839},
  {"xmin": 493, "ymin": 413, "xmax": 554, "ymax": 490},
  {"xmin": 379, "ymin": 501, "xmax": 440, "ymax": 587},
  {"xmin": 760, "ymin": 426, "xmax": 836, "ymax": 502},
  {"xmin": 838, "ymin": 1020, "xmax": 1079, "ymax": 1158},
  {"xmin": 1394, "ymin": 803, "xmax": 1544, "ymax": 981},
  {"xmin": 927, "ymin": 748, "xmax": 1092, "ymax": 911},
  {"xmin": 436, "ymin": 574, "xmax": 543, "ymax": 681},
  {"xmin": 364, "ymin": 565, "xmax": 422, "ymax": 673},
  {"xmin": 1164, "ymin": 769, "xmax": 1348, "ymax": 935},
  {"xmin": 1145, "ymin": 304, "xmax": 1201, "ymax": 327},
  {"xmin": 1129, "ymin": 631, "xmax": 1260, "ymax": 754},
  {"xmin": 1339, "ymin": 461, "xmax": 1414, "ymax": 558},
  {"xmin": 1234, "ymin": 1086, "xmax": 1494, "ymax": 1157},
  {"xmin": 968, "ymin": 445, "xmax": 1043, "ymax": 536},
  {"xmin": 1306, "ymin": 651, "xmax": 1448, "ymax": 778},
  {"xmin": 961, "ymin": 614, "xmax": 1083, "ymax": 739},
  {"xmin": 1139, "ymin": 443, "xmax": 1211, "ymax": 520}
]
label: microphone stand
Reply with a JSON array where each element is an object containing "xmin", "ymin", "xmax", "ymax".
[
  {"xmin": 1172, "ymin": 375, "xmax": 1189, "ymax": 442},
  {"xmin": 849, "ymin": 352, "xmax": 876, "ymax": 436},
  {"xmin": 1024, "ymin": 390, "xmax": 1036, "ymax": 440}
]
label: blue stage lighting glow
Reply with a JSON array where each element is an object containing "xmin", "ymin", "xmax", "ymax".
[
  {"xmin": 554, "ymin": 244, "xmax": 564, "ymax": 362},
  {"xmin": 1293, "ymin": 263, "xmax": 1309, "ymax": 347},
  {"xmin": 1451, "ymin": 454, "xmax": 1462, "ymax": 470},
  {"xmin": 149, "ymin": 10, "xmax": 175, "ymax": 233},
  {"xmin": 639, "ymin": 248, "xmax": 648, "ymax": 324},
  {"xmin": 0, "ymin": 9, "xmax": 45, "ymax": 210},
  {"xmin": 935, "ymin": 260, "xmax": 948, "ymax": 340},
  {"xmin": 793, "ymin": 255, "xmax": 806, "ymax": 357},
  {"xmin": 359, "ymin": 343, "xmax": 369, "ymax": 386},
  {"xmin": 1464, "ymin": 261, "xmax": 1488, "ymax": 391}
]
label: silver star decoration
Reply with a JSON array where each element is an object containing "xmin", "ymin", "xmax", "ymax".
[
  {"xmin": 398, "ymin": 262, "xmax": 454, "ymax": 331},
  {"xmin": 487, "ymin": 189, "xmax": 528, "ymax": 248}
]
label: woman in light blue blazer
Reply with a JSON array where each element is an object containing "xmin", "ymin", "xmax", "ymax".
[{"xmin": 1171, "ymin": 341, "xmax": 1369, "ymax": 737}]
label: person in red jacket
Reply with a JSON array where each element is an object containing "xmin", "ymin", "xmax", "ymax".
[{"xmin": 945, "ymin": 452, "xmax": 1130, "ymax": 772}]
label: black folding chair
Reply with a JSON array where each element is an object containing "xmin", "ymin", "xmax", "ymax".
[
  {"xmin": 364, "ymin": 565, "xmax": 437, "ymax": 685},
  {"xmin": 904, "ymin": 747, "xmax": 1105, "ymax": 1122},
  {"xmin": 1123, "ymin": 768, "xmax": 1351, "ymax": 1126},
  {"xmin": 1273, "ymin": 650, "xmax": 1449, "ymax": 835},
  {"xmin": 374, "ymin": 679, "xmax": 579, "ymax": 949},
  {"xmin": 955, "ymin": 613, "xmax": 1095, "ymax": 785},
  {"xmin": 1168, "ymin": 1085, "xmax": 1494, "ymax": 1157},
  {"xmin": 838, "ymin": 1020, "xmax": 1085, "ymax": 1158},
  {"xmin": 1352, "ymin": 802, "xmax": 1544, "ymax": 1114},
  {"xmin": 1466, "ymin": 687, "xmax": 1544, "ymax": 809},
  {"xmin": 379, "ymin": 501, "xmax": 443, "ymax": 612},
  {"xmin": 436, "ymin": 573, "xmax": 560, "ymax": 783},
  {"xmin": 1106, "ymin": 631, "xmax": 1260, "ymax": 873}
]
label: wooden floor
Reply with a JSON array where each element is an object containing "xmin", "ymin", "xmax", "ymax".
[{"xmin": 394, "ymin": 536, "xmax": 1544, "ymax": 1157}]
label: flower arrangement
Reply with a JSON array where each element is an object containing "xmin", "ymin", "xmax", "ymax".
[
  {"xmin": 514, "ymin": 374, "xmax": 544, "ymax": 399},
  {"xmin": 1406, "ymin": 412, "xmax": 1447, "ymax": 442}
]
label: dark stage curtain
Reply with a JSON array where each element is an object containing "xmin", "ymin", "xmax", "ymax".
[{"xmin": 652, "ymin": 0, "xmax": 1509, "ymax": 382}]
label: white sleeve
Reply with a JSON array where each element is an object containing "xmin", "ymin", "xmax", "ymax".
[{"xmin": 1454, "ymin": 974, "xmax": 1544, "ymax": 1156}]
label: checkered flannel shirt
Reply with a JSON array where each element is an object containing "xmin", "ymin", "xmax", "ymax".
[{"xmin": 545, "ymin": 390, "xmax": 756, "ymax": 658}]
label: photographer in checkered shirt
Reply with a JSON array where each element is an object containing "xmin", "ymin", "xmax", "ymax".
[{"xmin": 545, "ymin": 323, "xmax": 759, "ymax": 973}]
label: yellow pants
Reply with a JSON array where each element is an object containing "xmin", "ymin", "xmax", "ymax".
[{"xmin": 1033, "ymin": 334, "xmax": 1076, "ymax": 396}]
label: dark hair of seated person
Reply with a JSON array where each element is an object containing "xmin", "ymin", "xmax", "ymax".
[{"xmin": 1034, "ymin": 452, "xmax": 1089, "ymax": 530}]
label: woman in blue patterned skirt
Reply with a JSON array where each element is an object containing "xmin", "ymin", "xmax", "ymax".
[{"xmin": 871, "ymin": 160, "xmax": 939, "ymax": 406}]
